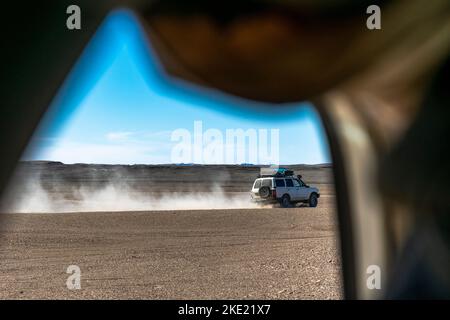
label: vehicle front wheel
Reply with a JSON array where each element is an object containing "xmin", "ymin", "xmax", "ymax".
[
  {"xmin": 281, "ymin": 194, "xmax": 292, "ymax": 208},
  {"xmin": 309, "ymin": 193, "xmax": 318, "ymax": 207}
]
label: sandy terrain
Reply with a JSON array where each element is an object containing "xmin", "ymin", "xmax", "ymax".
[
  {"xmin": 0, "ymin": 197, "xmax": 341, "ymax": 299},
  {"xmin": 0, "ymin": 162, "xmax": 341, "ymax": 299}
]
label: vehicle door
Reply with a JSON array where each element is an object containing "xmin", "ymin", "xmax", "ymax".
[
  {"xmin": 285, "ymin": 178, "xmax": 298, "ymax": 200},
  {"xmin": 295, "ymin": 179, "xmax": 309, "ymax": 200},
  {"xmin": 274, "ymin": 178, "xmax": 286, "ymax": 198}
]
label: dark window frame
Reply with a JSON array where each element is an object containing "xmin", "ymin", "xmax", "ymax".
[{"xmin": 275, "ymin": 179, "xmax": 285, "ymax": 187}]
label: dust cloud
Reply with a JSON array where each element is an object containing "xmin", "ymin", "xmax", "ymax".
[{"xmin": 0, "ymin": 171, "xmax": 262, "ymax": 213}]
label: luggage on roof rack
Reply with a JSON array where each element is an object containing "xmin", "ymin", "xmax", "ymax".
[{"xmin": 258, "ymin": 168, "xmax": 295, "ymax": 178}]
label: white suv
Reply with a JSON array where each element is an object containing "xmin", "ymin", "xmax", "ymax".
[{"xmin": 250, "ymin": 173, "xmax": 320, "ymax": 208}]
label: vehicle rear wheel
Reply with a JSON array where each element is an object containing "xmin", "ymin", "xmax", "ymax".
[
  {"xmin": 281, "ymin": 194, "xmax": 292, "ymax": 208},
  {"xmin": 309, "ymin": 193, "xmax": 318, "ymax": 207}
]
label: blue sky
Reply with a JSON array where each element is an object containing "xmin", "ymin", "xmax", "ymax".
[{"xmin": 23, "ymin": 9, "xmax": 330, "ymax": 165}]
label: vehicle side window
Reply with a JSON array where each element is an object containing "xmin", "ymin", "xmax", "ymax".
[
  {"xmin": 253, "ymin": 180, "xmax": 262, "ymax": 188},
  {"xmin": 275, "ymin": 179, "xmax": 285, "ymax": 187},
  {"xmin": 285, "ymin": 179, "xmax": 294, "ymax": 187},
  {"xmin": 293, "ymin": 180, "xmax": 300, "ymax": 187},
  {"xmin": 261, "ymin": 179, "xmax": 272, "ymax": 187}
]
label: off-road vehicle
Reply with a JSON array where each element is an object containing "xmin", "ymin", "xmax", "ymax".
[{"xmin": 250, "ymin": 169, "xmax": 320, "ymax": 208}]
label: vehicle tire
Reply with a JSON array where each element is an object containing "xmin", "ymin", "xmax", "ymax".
[
  {"xmin": 259, "ymin": 186, "xmax": 271, "ymax": 199},
  {"xmin": 309, "ymin": 193, "xmax": 318, "ymax": 207},
  {"xmin": 281, "ymin": 194, "xmax": 292, "ymax": 208}
]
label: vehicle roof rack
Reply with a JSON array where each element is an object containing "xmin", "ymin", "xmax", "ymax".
[{"xmin": 258, "ymin": 168, "xmax": 295, "ymax": 178}]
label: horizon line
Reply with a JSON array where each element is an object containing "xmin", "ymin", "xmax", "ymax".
[{"xmin": 19, "ymin": 160, "xmax": 333, "ymax": 167}]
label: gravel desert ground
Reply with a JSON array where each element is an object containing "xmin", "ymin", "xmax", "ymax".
[{"xmin": 0, "ymin": 163, "xmax": 342, "ymax": 299}]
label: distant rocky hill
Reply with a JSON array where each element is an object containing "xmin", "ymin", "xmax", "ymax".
[{"xmin": 8, "ymin": 161, "xmax": 334, "ymax": 194}]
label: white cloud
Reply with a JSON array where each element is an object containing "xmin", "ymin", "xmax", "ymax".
[
  {"xmin": 23, "ymin": 129, "xmax": 182, "ymax": 164},
  {"xmin": 105, "ymin": 131, "xmax": 135, "ymax": 141},
  {"xmin": 27, "ymin": 138, "xmax": 173, "ymax": 164}
]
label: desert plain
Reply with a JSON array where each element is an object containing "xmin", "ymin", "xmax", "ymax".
[{"xmin": 0, "ymin": 162, "xmax": 342, "ymax": 299}]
